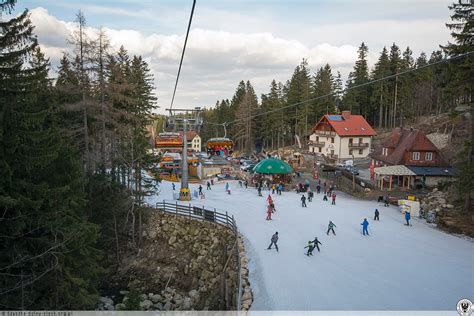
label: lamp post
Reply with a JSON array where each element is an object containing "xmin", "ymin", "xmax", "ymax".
[{"xmin": 352, "ymin": 154, "xmax": 355, "ymax": 192}]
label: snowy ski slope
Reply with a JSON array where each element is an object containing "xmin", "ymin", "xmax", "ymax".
[{"xmin": 147, "ymin": 180, "xmax": 473, "ymax": 310}]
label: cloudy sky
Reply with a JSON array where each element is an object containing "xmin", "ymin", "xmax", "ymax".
[{"xmin": 13, "ymin": 0, "xmax": 453, "ymax": 113}]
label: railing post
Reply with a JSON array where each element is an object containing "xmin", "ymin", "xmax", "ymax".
[
  {"xmin": 226, "ymin": 211, "xmax": 229, "ymax": 227},
  {"xmin": 176, "ymin": 201, "xmax": 178, "ymax": 215},
  {"xmin": 189, "ymin": 203, "xmax": 191, "ymax": 219},
  {"xmin": 214, "ymin": 208, "xmax": 217, "ymax": 223}
]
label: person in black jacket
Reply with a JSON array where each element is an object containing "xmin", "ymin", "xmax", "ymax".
[
  {"xmin": 301, "ymin": 194, "xmax": 307, "ymax": 207},
  {"xmin": 374, "ymin": 209, "xmax": 380, "ymax": 221},
  {"xmin": 312, "ymin": 237, "xmax": 322, "ymax": 252}
]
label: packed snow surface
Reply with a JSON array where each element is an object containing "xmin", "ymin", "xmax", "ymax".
[{"xmin": 148, "ymin": 180, "xmax": 473, "ymax": 310}]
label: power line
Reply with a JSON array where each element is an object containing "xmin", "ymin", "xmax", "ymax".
[
  {"xmin": 168, "ymin": 0, "xmax": 196, "ymax": 114},
  {"xmin": 205, "ymin": 50, "xmax": 473, "ymax": 126}
]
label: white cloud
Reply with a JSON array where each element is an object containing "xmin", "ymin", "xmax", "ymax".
[{"xmin": 27, "ymin": 6, "xmax": 451, "ymax": 114}]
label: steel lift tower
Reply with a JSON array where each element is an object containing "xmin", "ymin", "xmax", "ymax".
[{"xmin": 166, "ymin": 107, "xmax": 203, "ymax": 201}]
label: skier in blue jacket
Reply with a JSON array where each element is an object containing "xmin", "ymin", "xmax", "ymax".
[
  {"xmin": 405, "ymin": 211, "xmax": 411, "ymax": 226},
  {"xmin": 361, "ymin": 218, "xmax": 369, "ymax": 235}
]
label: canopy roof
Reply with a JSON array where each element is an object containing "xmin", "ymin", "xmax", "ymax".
[
  {"xmin": 374, "ymin": 165, "xmax": 415, "ymax": 176},
  {"xmin": 253, "ymin": 157, "xmax": 293, "ymax": 174}
]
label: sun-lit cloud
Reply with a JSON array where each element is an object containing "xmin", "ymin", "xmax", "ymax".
[{"xmin": 26, "ymin": 5, "xmax": 452, "ymax": 114}]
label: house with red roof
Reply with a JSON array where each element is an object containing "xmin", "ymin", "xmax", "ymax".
[{"xmin": 309, "ymin": 111, "xmax": 376, "ymax": 160}]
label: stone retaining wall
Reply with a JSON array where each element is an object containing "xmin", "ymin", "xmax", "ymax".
[{"xmin": 99, "ymin": 210, "xmax": 250, "ymax": 311}]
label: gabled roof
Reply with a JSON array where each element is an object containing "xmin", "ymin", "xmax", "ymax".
[
  {"xmin": 178, "ymin": 131, "xmax": 199, "ymax": 140},
  {"xmin": 312, "ymin": 111, "xmax": 376, "ymax": 136},
  {"xmin": 370, "ymin": 128, "xmax": 448, "ymax": 166}
]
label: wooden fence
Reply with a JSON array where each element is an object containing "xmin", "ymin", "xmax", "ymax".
[{"xmin": 154, "ymin": 201, "xmax": 242, "ymax": 310}]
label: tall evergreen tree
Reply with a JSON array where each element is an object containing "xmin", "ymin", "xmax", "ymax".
[{"xmin": 0, "ymin": 10, "xmax": 101, "ymax": 309}]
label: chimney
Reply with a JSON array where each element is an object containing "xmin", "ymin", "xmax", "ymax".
[{"xmin": 341, "ymin": 111, "xmax": 351, "ymax": 120}]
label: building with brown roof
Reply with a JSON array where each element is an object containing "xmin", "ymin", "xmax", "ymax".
[
  {"xmin": 370, "ymin": 127, "xmax": 448, "ymax": 167},
  {"xmin": 370, "ymin": 127, "xmax": 455, "ymax": 190},
  {"xmin": 309, "ymin": 111, "xmax": 376, "ymax": 160}
]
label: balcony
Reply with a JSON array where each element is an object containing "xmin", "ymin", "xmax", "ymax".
[
  {"xmin": 348, "ymin": 142, "xmax": 369, "ymax": 148},
  {"xmin": 308, "ymin": 140, "xmax": 326, "ymax": 147},
  {"xmin": 313, "ymin": 130, "xmax": 336, "ymax": 136}
]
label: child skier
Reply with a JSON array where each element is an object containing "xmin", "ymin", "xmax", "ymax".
[
  {"xmin": 311, "ymin": 237, "xmax": 322, "ymax": 252},
  {"xmin": 267, "ymin": 232, "xmax": 279, "ymax": 252},
  {"xmin": 198, "ymin": 185, "xmax": 203, "ymax": 195},
  {"xmin": 301, "ymin": 194, "xmax": 307, "ymax": 207},
  {"xmin": 327, "ymin": 221, "xmax": 336, "ymax": 235},
  {"xmin": 308, "ymin": 190, "xmax": 313, "ymax": 202},
  {"xmin": 207, "ymin": 181, "xmax": 211, "ymax": 190},
  {"xmin": 374, "ymin": 209, "xmax": 380, "ymax": 221},
  {"xmin": 405, "ymin": 211, "xmax": 411, "ymax": 226},
  {"xmin": 225, "ymin": 182, "xmax": 229, "ymax": 192},
  {"xmin": 316, "ymin": 184, "xmax": 321, "ymax": 194},
  {"xmin": 172, "ymin": 183, "xmax": 175, "ymax": 191},
  {"xmin": 323, "ymin": 194, "xmax": 328, "ymax": 201},
  {"xmin": 361, "ymin": 218, "xmax": 370, "ymax": 236},
  {"xmin": 331, "ymin": 192, "xmax": 336, "ymax": 205},
  {"xmin": 304, "ymin": 241, "xmax": 315, "ymax": 256}
]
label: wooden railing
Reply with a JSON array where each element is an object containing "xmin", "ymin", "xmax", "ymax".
[{"xmin": 153, "ymin": 201, "xmax": 241, "ymax": 310}]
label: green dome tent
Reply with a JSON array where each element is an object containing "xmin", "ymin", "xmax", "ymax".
[{"xmin": 252, "ymin": 157, "xmax": 293, "ymax": 174}]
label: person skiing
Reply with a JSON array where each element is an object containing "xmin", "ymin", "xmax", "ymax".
[
  {"xmin": 267, "ymin": 194, "xmax": 273, "ymax": 204},
  {"xmin": 361, "ymin": 218, "xmax": 370, "ymax": 236},
  {"xmin": 206, "ymin": 181, "xmax": 211, "ymax": 190},
  {"xmin": 331, "ymin": 192, "xmax": 336, "ymax": 205},
  {"xmin": 327, "ymin": 221, "xmax": 336, "ymax": 235},
  {"xmin": 301, "ymin": 194, "xmax": 307, "ymax": 207},
  {"xmin": 304, "ymin": 241, "xmax": 314, "ymax": 256},
  {"xmin": 308, "ymin": 190, "xmax": 313, "ymax": 202},
  {"xmin": 267, "ymin": 232, "xmax": 279, "ymax": 252},
  {"xmin": 257, "ymin": 186, "xmax": 262, "ymax": 196},
  {"xmin": 244, "ymin": 180, "xmax": 248, "ymax": 189},
  {"xmin": 211, "ymin": 179, "xmax": 214, "ymax": 185},
  {"xmin": 405, "ymin": 211, "xmax": 411, "ymax": 226},
  {"xmin": 384, "ymin": 195, "xmax": 389, "ymax": 207},
  {"xmin": 323, "ymin": 193, "xmax": 328, "ymax": 201},
  {"xmin": 312, "ymin": 237, "xmax": 322, "ymax": 252},
  {"xmin": 316, "ymin": 184, "xmax": 321, "ymax": 194},
  {"xmin": 238, "ymin": 180, "xmax": 243, "ymax": 187},
  {"xmin": 278, "ymin": 184, "xmax": 283, "ymax": 195},
  {"xmin": 266, "ymin": 205, "xmax": 273, "ymax": 220},
  {"xmin": 374, "ymin": 209, "xmax": 380, "ymax": 221},
  {"xmin": 198, "ymin": 185, "xmax": 203, "ymax": 195},
  {"xmin": 172, "ymin": 183, "xmax": 175, "ymax": 191},
  {"xmin": 225, "ymin": 182, "xmax": 229, "ymax": 192},
  {"xmin": 271, "ymin": 184, "xmax": 276, "ymax": 194}
]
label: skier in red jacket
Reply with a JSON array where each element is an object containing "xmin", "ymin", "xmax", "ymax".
[{"xmin": 266, "ymin": 205, "xmax": 273, "ymax": 220}]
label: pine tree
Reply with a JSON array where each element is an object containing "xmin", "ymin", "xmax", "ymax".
[
  {"xmin": 343, "ymin": 42, "xmax": 370, "ymax": 117},
  {"xmin": 442, "ymin": 0, "xmax": 473, "ymax": 211},
  {"xmin": 0, "ymin": 10, "xmax": 101, "ymax": 308},
  {"xmin": 371, "ymin": 47, "xmax": 391, "ymax": 128}
]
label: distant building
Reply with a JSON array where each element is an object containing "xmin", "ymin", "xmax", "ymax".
[
  {"xmin": 309, "ymin": 111, "xmax": 376, "ymax": 160},
  {"xmin": 370, "ymin": 127, "xmax": 448, "ymax": 167},
  {"xmin": 370, "ymin": 127, "xmax": 456, "ymax": 189},
  {"xmin": 179, "ymin": 131, "xmax": 201, "ymax": 152}
]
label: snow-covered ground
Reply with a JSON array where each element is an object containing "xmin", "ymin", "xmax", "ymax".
[{"xmin": 147, "ymin": 180, "xmax": 473, "ymax": 311}]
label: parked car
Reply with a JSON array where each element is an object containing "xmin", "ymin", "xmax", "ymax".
[{"xmin": 346, "ymin": 166, "xmax": 359, "ymax": 175}]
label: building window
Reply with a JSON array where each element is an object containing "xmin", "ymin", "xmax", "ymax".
[
  {"xmin": 412, "ymin": 152, "xmax": 420, "ymax": 160},
  {"xmin": 331, "ymin": 150, "xmax": 334, "ymax": 156},
  {"xmin": 382, "ymin": 148, "xmax": 388, "ymax": 156},
  {"xmin": 318, "ymin": 147, "xmax": 322, "ymax": 153},
  {"xmin": 359, "ymin": 138, "xmax": 363, "ymax": 144},
  {"xmin": 349, "ymin": 149, "xmax": 353, "ymax": 155},
  {"xmin": 331, "ymin": 137, "xmax": 335, "ymax": 143},
  {"xmin": 359, "ymin": 149, "xmax": 363, "ymax": 155},
  {"xmin": 349, "ymin": 138, "xmax": 353, "ymax": 144},
  {"xmin": 425, "ymin": 152, "xmax": 433, "ymax": 160}
]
